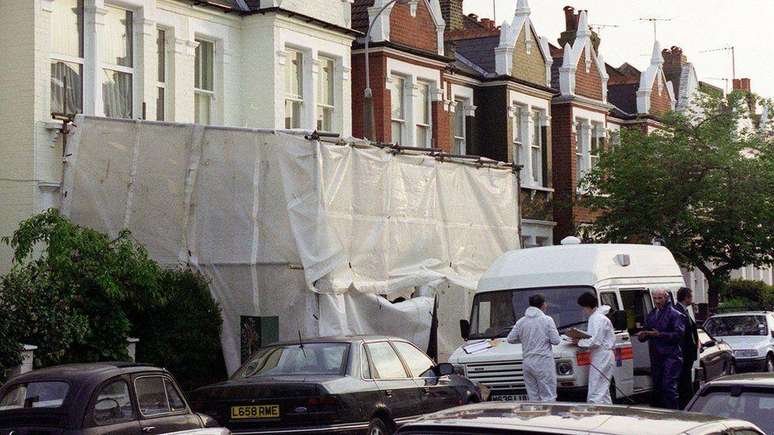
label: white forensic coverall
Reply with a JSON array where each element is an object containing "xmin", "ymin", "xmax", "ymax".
[
  {"xmin": 507, "ymin": 306, "xmax": 562, "ymax": 401},
  {"xmin": 578, "ymin": 305, "xmax": 616, "ymax": 404}
]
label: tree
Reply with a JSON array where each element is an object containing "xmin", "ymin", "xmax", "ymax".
[
  {"xmin": 1, "ymin": 209, "xmax": 165, "ymax": 366},
  {"xmin": 581, "ymin": 92, "xmax": 774, "ymax": 310}
]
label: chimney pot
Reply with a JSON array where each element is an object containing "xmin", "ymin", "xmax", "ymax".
[
  {"xmin": 564, "ymin": 6, "xmax": 577, "ymax": 31},
  {"xmin": 733, "ymin": 78, "xmax": 751, "ymax": 92}
]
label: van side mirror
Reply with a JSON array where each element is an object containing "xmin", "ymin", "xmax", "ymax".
[
  {"xmin": 612, "ymin": 311, "xmax": 628, "ymax": 331},
  {"xmin": 460, "ymin": 319, "xmax": 471, "ymax": 340},
  {"xmin": 771, "ymin": 330, "xmax": 774, "ymax": 338},
  {"xmin": 702, "ymin": 340, "xmax": 716, "ymax": 350},
  {"xmin": 437, "ymin": 363, "xmax": 454, "ymax": 376}
]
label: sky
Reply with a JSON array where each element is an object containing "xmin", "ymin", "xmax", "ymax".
[{"xmin": 464, "ymin": 0, "xmax": 774, "ymax": 100}]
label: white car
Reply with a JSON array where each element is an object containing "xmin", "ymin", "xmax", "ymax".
[{"xmin": 703, "ymin": 312, "xmax": 774, "ymax": 373}]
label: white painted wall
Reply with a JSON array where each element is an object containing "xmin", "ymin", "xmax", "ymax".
[{"xmin": 0, "ymin": 0, "xmax": 354, "ymax": 271}]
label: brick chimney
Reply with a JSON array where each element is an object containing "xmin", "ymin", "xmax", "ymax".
[
  {"xmin": 662, "ymin": 46, "xmax": 688, "ymax": 97},
  {"xmin": 733, "ymin": 78, "xmax": 751, "ymax": 92},
  {"xmin": 557, "ymin": 6, "xmax": 600, "ymax": 51},
  {"xmin": 440, "ymin": 0, "xmax": 464, "ymax": 31}
]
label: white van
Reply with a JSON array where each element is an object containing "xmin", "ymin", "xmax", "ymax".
[{"xmin": 448, "ymin": 239, "xmax": 686, "ymax": 402}]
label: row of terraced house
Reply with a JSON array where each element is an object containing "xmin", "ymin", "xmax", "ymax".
[{"xmin": 1, "ymin": 0, "xmax": 771, "ymax": 294}]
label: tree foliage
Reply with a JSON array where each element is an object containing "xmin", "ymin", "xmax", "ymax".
[
  {"xmin": 581, "ymin": 91, "xmax": 774, "ymax": 308},
  {"xmin": 0, "ymin": 210, "xmax": 226, "ymax": 385}
]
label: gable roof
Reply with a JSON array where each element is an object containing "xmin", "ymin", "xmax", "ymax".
[{"xmin": 555, "ymin": 10, "xmax": 609, "ymax": 99}]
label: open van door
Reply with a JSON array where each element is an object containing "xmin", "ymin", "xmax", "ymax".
[
  {"xmin": 599, "ymin": 291, "xmax": 635, "ymax": 399},
  {"xmin": 620, "ymin": 288, "xmax": 654, "ymax": 393}
]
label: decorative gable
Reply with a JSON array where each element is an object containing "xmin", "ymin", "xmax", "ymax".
[
  {"xmin": 494, "ymin": 0, "xmax": 551, "ymax": 86},
  {"xmin": 366, "ymin": 0, "xmax": 446, "ymax": 56},
  {"xmin": 636, "ymin": 41, "xmax": 676, "ymax": 115},
  {"xmin": 557, "ymin": 10, "xmax": 608, "ymax": 102}
]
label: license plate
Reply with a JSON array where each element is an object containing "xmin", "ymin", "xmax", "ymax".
[
  {"xmin": 230, "ymin": 405, "xmax": 280, "ymax": 419},
  {"xmin": 491, "ymin": 394, "xmax": 529, "ymax": 401}
]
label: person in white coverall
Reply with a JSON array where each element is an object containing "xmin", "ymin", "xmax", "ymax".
[
  {"xmin": 573, "ymin": 292, "xmax": 616, "ymax": 404},
  {"xmin": 507, "ymin": 294, "xmax": 562, "ymax": 402}
]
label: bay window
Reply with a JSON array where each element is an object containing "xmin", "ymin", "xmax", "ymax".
[
  {"xmin": 512, "ymin": 105, "xmax": 524, "ymax": 165},
  {"xmin": 575, "ymin": 120, "xmax": 587, "ymax": 182},
  {"xmin": 531, "ymin": 111, "xmax": 543, "ymax": 185},
  {"xmin": 391, "ymin": 76, "xmax": 405, "ymax": 144},
  {"xmin": 50, "ymin": 0, "xmax": 84, "ymax": 115},
  {"xmin": 453, "ymin": 99, "xmax": 466, "ymax": 155},
  {"xmin": 415, "ymin": 82, "xmax": 431, "ymax": 148},
  {"xmin": 195, "ymin": 39, "xmax": 214, "ymax": 125},
  {"xmin": 590, "ymin": 122, "xmax": 604, "ymax": 169},
  {"xmin": 101, "ymin": 5, "xmax": 134, "ymax": 119},
  {"xmin": 316, "ymin": 56, "xmax": 335, "ymax": 132},
  {"xmin": 284, "ymin": 49, "xmax": 303, "ymax": 129},
  {"xmin": 156, "ymin": 28, "xmax": 167, "ymax": 121}
]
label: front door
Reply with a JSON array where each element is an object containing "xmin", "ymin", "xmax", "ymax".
[
  {"xmin": 364, "ymin": 341, "xmax": 423, "ymax": 421},
  {"xmin": 133, "ymin": 375, "xmax": 201, "ymax": 434},
  {"xmin": 620, "ymin": 288, "xmax": 654, "ymax": 392}
]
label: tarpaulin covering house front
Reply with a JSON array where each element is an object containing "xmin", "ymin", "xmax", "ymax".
[{"xmin": 61, "ymin": 116, "xmax": 520, "ymax": 373}]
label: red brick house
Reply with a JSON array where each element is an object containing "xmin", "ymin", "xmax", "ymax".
[
  {"xmin": 351, "ymin": 0, "xmax": 461, "ymax": 152},
  {"xmin": 547, "ymin": 6, "xmax": 619, "ymax": 241}
]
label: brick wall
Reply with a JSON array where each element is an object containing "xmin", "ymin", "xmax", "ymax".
[
  {"xmin": 649, "ymin": 76, "xmax": 673, "ymax": 117},
  {"xmin": 432, "ymin": 100, "xmax": 451, "ymax": 152},
  {"xmin": 351, "ymin": 51, "xmax": 389, "ymax": 141},
  {"xmin": 575, "ymin": 49, "xmax": 604, "ymax": 101},
  {"xmin": 550, "ymin": 103, "xmax": 576, "ymax": 241},
  {"xmin": 511, "ymin": 27, "xmax": 547, "ymax": 86},
  {"xmin": 440, "ymin": 0, "xmax": 463, "ymax": 31},
  {"xmin": 390, "ymin": 2, "xmax": 438, "ymax": 54}
]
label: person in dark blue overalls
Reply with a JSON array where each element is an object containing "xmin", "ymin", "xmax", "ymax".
[{"xmin": 638, "ymin": 288, "xmax": 686, "ymax": 409}]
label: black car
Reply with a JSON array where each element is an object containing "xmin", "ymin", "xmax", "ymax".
[
  {"xmin": 189, "ymin": 336, "xmax": 483, "ymax": 435},
  {"xmin": 686, "ymin": 373, "xmax": 774, "ymax": 435},
  {"xmin": 695, "ymin": 327, "xmax": 736, "ymax": 389},
  {"xmin": 0, "ymin": 362, "xmax": 223, "ymax": 435}
]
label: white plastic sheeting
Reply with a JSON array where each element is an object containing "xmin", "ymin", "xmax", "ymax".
[{"xmin": 61, "ymin": 116, "xmax": 520, "ymax": 373}]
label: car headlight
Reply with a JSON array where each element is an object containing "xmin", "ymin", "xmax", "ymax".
[
  {"xmin": 452, "ymin": 364, "xmax": 467, "ymax": 376},
  {"xmin": 556, "ymin": 360, "xmax": 574, "ymax": 376},
  {"xmin": 734, "ymin": 349, "xmax": 759, "ymax": 358}
]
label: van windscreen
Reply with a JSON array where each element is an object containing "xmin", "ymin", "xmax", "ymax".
[{"xmin": 469, "ymin": 287, "xmax": 594, "ymax": 339}]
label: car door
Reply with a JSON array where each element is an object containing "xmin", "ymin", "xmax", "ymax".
[
  {"xmin": 133, "ymin": 374, "xmax": 201, "ymax": 434},
  {"xmin": 83, "ymin": 376, "xmax": 142, "ymax": 435},
  {"xmin": 699, "ymin": 330, "xmax": 724, "ymax": 380},
  {"xmin": 364, "ymin": 341, "xmax": 423, "ymax": 421},
  {"xmin": 391, "ymin": 340, "xmax": 458, "ymax": 414}
]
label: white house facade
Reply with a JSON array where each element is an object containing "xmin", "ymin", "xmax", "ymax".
[{"xmin": 0, "ymin": 0, "xmax": 355, "ymax": 273}]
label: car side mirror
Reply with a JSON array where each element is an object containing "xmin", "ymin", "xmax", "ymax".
[
  {"xmin": 437, "ymin": 363, "xmax": 454, "ymax": 376},
  {"xmin": 460, "ymin": 319, "xmax": 471, "ymax": 340},
  {"xmin": 612, "ymin": 311, "xmax": 628, "ymax": 331}
]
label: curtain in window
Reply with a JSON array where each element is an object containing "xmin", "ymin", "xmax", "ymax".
[
  {"xmin": 102, "ymin": 70, "xmax": 132, "ymax": 118},
  {"xmin": 51, "ymin": 61, "xmax": 83, "ymax": 114}
]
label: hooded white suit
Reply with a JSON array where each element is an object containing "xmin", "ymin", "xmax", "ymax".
[
  {"xmin": 578, "ymin": 305, "xmax": 616, "ymax": 404},
  {"xmin": 507, "ymin": 306, "xmax": 562, "ymax": 401}
]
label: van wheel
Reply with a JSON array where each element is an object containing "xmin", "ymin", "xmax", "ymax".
[
  {"xmin": 728, "ymin": 359, "xmax": 736, "ymax": 375},
  {"xmin": 766, "ymin": 355, "xmax": 774, "ymax": 373},
  {"xmin": 368, "ymin": 417, "xmax": 391, "ymax": 435},
  {"xmin": 609, "ymin": 378, "xmax": 617, "ymax": 404}
]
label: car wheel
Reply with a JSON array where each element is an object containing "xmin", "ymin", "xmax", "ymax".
[
  {"xmin": 609, "ymin": 378, "xmax": 617, "ymax": 404},
  {"xmin": 767, "ymin": 355, "xmax": 774, "ymax": 373},
  {"xmin": 728, "ymin": 360, "xmax": 736, "ymax": 375},
  {"xmin": 368, "ymin": 417, "xmax": 391, "ymax": 435}
]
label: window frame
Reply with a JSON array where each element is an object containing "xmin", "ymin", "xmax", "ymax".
[
  {"xmin": 390, "ymin": 75, "xmax": 407, "ymax": 144},
  {"xmin": 575, "ymin": 119, "xmax": 589, "ymax": 183},
  {"xmin": 284, "ymin": 47, "xmax": 304, "ymax": 129},
  {"xmin": 90, "ymin": 378, "xmax": 136, "ymax": 426},
  {"xmin": 49, "ymin": 0, "xmax": 84, "ymax": 116},
  {"xmin": 390, "ymin": 340, "xmax": 436, "ymax": 379},
  {"xmin": 316, "ymin": 55, "xmax": 336, "ymax": 133},
  {"xmin": 362, "ymin": 341, "xmax": 411, "ymax": 380},
  {"xmin": 415, "ymin": 82, "xmax": 432, "ymax": 148},
  {"xmin": 590, "ymin": 122, "xmax": 604, "ymax": 170},
  {"xmin": 194, "ymin": 38, "xmax": 216, "ymax": 125},
  {"xmin": 453, "ymin": 99, "xmax": 467, "ymax": 155},
  {"xmin": 100, "ymin": 4, "xmax": 135, "ymax": 119},
  {"xmin": 156, "ymin": 27, "xmax": 169, "ymax": 121},
  {"xmin": 512, "ymin": 105, "xmax": 525, "ymax": 166},
  {"xmin": 530, "ymin": 110, "xmax": 544, "ymax": 186},
  {"xmin": 132, "ymin": 374, "xmax": 189, "ymax": 419}
]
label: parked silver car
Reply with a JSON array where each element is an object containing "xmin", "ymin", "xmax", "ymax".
[
  {"xmin": 686, "ymin": 373, "xmax": 774, "ymax": 435},
  {"xmin": 396, "ymin": 402, "xmax": 765, "ymax": 435},
  {"xmin": 704, "ymin": 312, "xmax": 774, "ymax": 373}
]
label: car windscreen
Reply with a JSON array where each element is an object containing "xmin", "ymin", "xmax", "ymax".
[
  {"xmin": 468, "ymin": 287, "xmax": 593, "ymax": 339},
  {"xmin": 236, "ymin": 343, "xmax": 350, "ymax": 378},
  {"xmin": 0, "ymin": 381, "xmax": 70, "ymax": 410},
  {"xmin": 689, "ymin": 389, "xmax": 774, "ymax": 434},
  {"xmin": 704, "ymin": 315, "xmax": 768, "ymax": 336}
]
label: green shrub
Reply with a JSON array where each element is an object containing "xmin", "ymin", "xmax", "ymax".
[
  {"xmin": 129, "ymin": 267, "xmax": 227, "ymax": 392},
  {"xmin": 717, "ymin": 296, "xmax": 760, "ymax": 314},
  {"xmin": 721, "ymin": 279, "xmax": 774, "ymax": 311}
]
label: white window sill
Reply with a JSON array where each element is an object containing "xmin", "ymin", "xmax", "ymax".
[{"xmin": 523, "ymin": 185, "xmax": 554, "ymax": 193}]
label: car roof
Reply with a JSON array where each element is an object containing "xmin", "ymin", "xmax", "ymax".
[
  {"xmin": 4, "ymin": 362, "xmax": 167, "ymax": 385},
  {"xmin": 264, "ymin": 335, "xmax": 410, "ymax": 347},
  {"xmin": 402, "ymin": 402, "xmax": 738, "ymax": 435},
  {"xmin": 709, "ymin": 311, "xmax": 772, "ymax": 318},
  {"xmin": 703, "ymin": 373, "xmax": 774, "ymax": 387}
]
